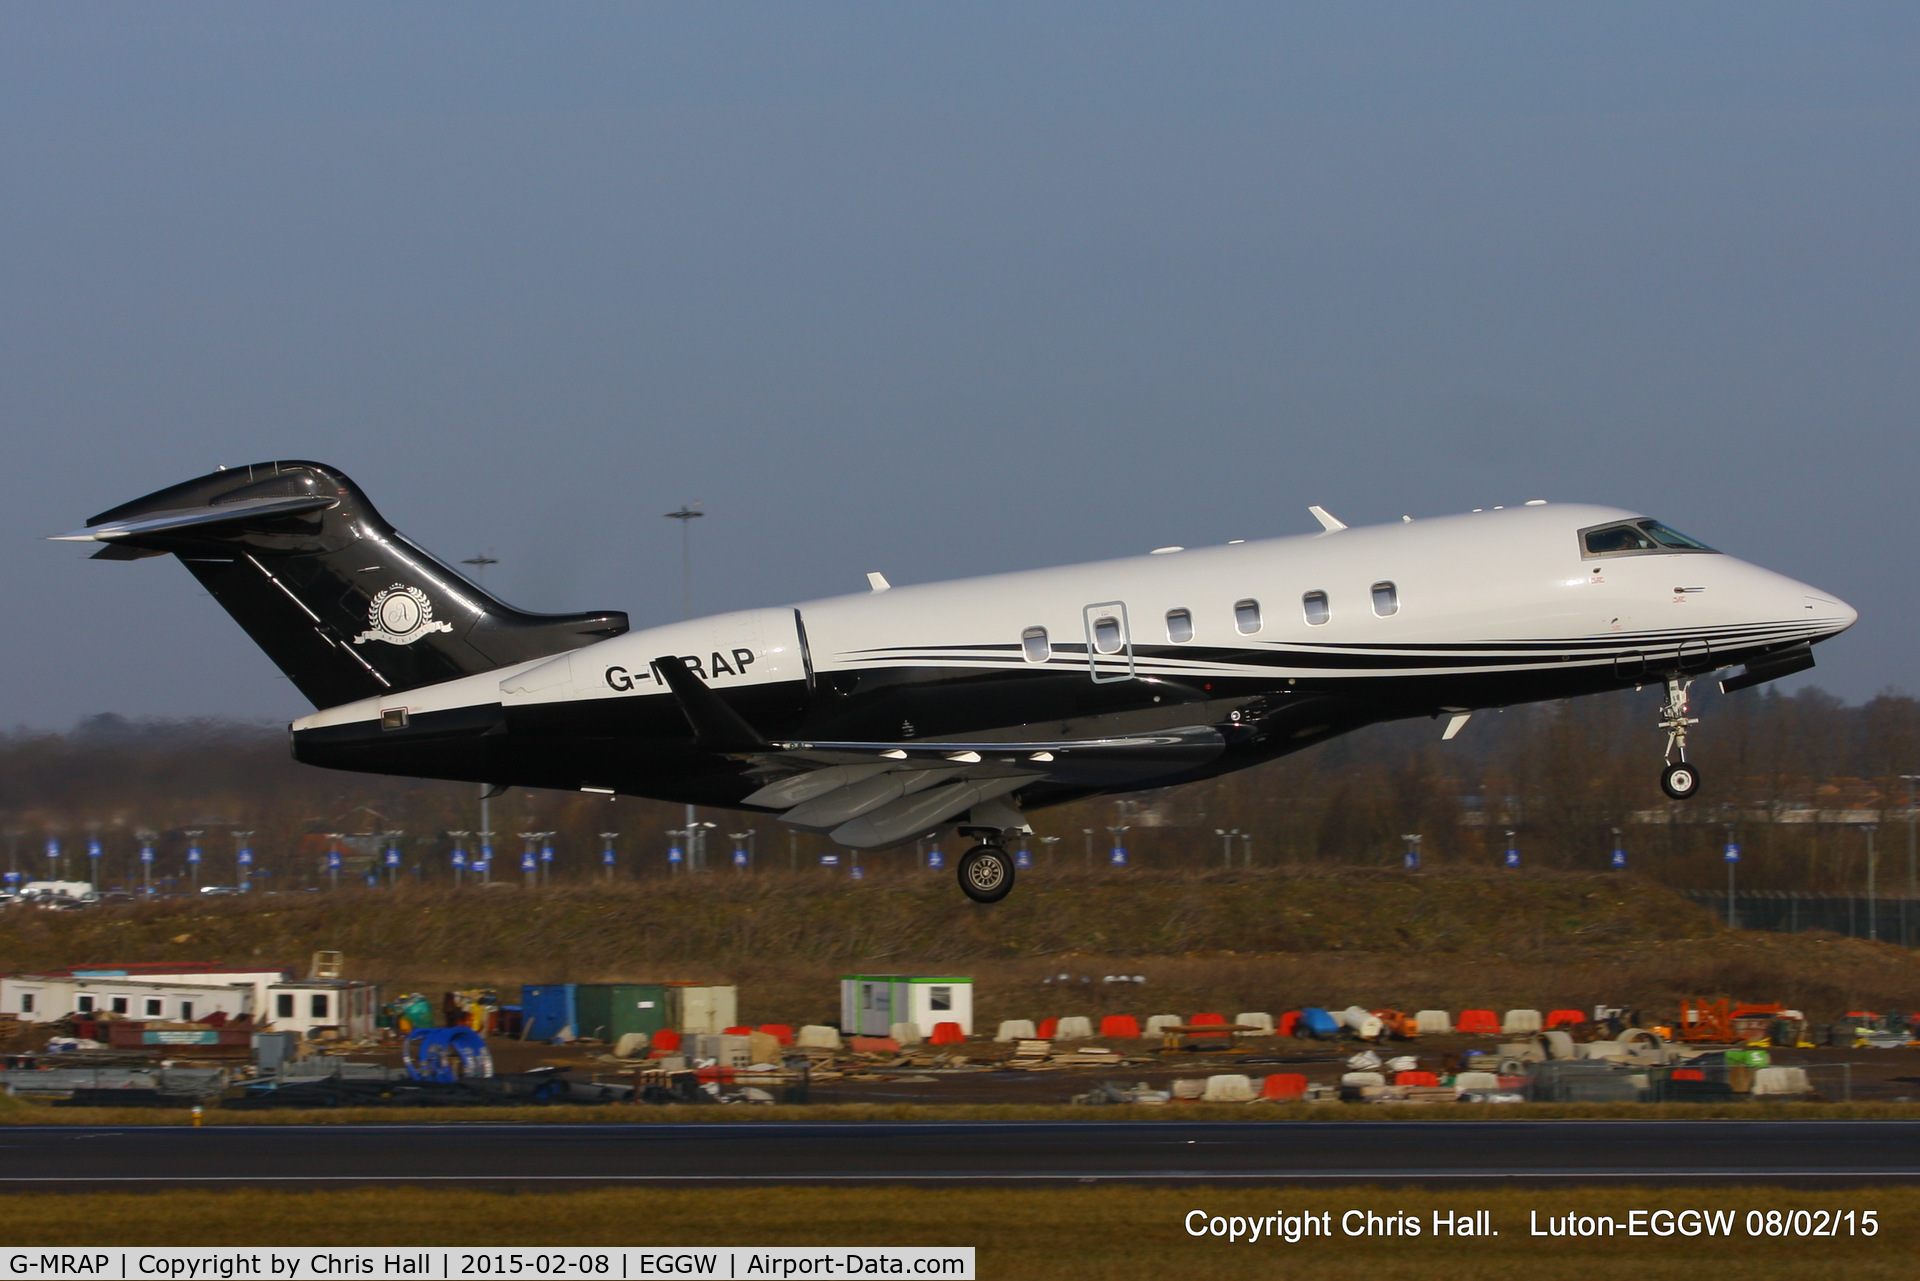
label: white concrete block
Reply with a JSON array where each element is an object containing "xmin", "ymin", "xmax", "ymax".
[
  {"xmin": 1414, "ymin": 1009, "xmax": 1453, "ymax": 1035},
  {"xmin": 994, "ymin": 1019, "xmax": 1037, "ymax": 1043},
  {"xmin": 1454, "ymin": 1071, "xmax": 1500, "ymax": 1090},
  {"xmin": 888, "ymin": 1021, "xmax": 923, "ymax": 1047},
  {"xmin": 1171, "ymin": 1077, "xmax": 1206, "ymax": 1099},
  {"xmin": 1752, "ymin": 1066, "xmax": 1811, "ymax": 1096},
  {"xmin": 1340, "ymin": 1071, "xmax": 1386, "ymax": 1087},
  {"xmin": 1501, "ymin": 1009, "xmax": 1543, "ymax": 1034},
  {"xmin": 1144, "ymin": 1014, "xmax": 1183, "ymax": 1038},
  {"xmin": 1053, "ymin": 1016, "xmax": 1094, "ymax": 1041},
  {"xmin": 1577, "ymin": 1041, "xmax": 1621, "ymax": 1059},
  {"xmin": 1202, "ymin": 1073, "xmax": 1256, "ymax": 1102},
  {"xmin": 613, "ymin": 1032, "xmax": 650, "ymax": 1059},
  {"xmin": 1233, "ymin": 1012, "xmax": 1274, "ymax": 1037},
  {"xmin": 796, "ymin": 1024, "xmax": 841, "ymax": 1049}
]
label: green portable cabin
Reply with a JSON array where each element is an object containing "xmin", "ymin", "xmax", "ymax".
[{"xmin": 572, "ymin": 983, "xmax": 679, "ymax": 1041}]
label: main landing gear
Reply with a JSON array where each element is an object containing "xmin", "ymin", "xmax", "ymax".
[
  {"xmin": 1659, "ymin": 676, "xmax": 1701, "ymax": 800},
  {"xmin": 955, "ymin": 828, "xmax": 1016, "ymax": 903}
]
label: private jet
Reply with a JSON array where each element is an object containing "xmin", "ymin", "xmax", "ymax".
[{"xmin": 56, "ymin": 462, "xmax": 1855, "ymax": 902}]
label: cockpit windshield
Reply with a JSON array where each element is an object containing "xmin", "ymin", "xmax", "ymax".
[{"xmin": 1580, "ymin": 519, "xmax": 1717, "ymax": 558}]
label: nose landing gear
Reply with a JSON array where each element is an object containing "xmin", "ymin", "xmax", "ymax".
[{"xmin": 1659, "ymin": 676, "xmax": 1701, "ymax": 799}]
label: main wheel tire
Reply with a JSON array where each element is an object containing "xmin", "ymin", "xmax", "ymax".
[
  {"xmin": 1661, "ymin": 762, "xmax": 1700, "ymax": 800},
  {"xmin": 957, "ymin": 844, "xmax": 1015, "ymax": 903}
]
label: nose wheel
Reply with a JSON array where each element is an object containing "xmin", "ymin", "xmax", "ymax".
[
  {"xmin": 957, "ymin": 844, "xmax": 1015, "ymax": 903},
  {"xmin": 1658, "ymin": 677, "xmax": 1701, "ymax": 799}
]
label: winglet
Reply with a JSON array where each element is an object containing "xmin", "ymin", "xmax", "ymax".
[
  {"xmin": 1308, "ymin": 505, "xmax": 1347, "ymax": 533},
  {"xmin": 652, "ymin": 655, "xmax": 771, "ymax": 752},
  {"xmin": 867, "ymin": 572, "xmax": 891, "ymax": 592}
]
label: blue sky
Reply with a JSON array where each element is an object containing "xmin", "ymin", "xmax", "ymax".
[{"xmin": 3, "ymin": 3, "xmax": 1915, "ymax": 724}]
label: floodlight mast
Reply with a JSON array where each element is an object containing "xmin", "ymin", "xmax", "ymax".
[{"xmin": 665, "ymin": 503, "xmax": 706, "ymax": 880}]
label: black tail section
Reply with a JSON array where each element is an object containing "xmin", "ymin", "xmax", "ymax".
[{"xmin": 76, "ymin": 461, "xmax": 628, "ymax": 708}]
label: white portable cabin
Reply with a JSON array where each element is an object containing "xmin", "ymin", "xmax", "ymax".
[
  {"xmin": 676, "ymin": 985, "xmax": 739, "ymax": 1034},
  {"xmin": 840, "ymin": 975, "xmax": 972, "ymax": 1038},
  {"xmin": 0, "ymin": 966, "xmax": 286, "ymax": 1024},
  {"xmin": 262, "ymin": 980, "xmax": 381, "ymax": 1040}
]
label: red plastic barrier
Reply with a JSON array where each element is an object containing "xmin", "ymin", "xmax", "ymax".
[
  {"xmin": 1394, "ymin": 1070, "xmax": 1440, "ymax": 1087},
  {"xmin": 1545, "ymin": 1009, "xmax": 1585, "ymax": 1029},
  {"xmin": 651, "ymin": 1028, "xmax": 682, "ymax": 1054},
  {"xmin": 1190, "ymin": 1012, "xmax": 1231, "ymax": 1040},
  {"xmin": 849, "ymin": 1036, "xmax": 900, "ymax": 1054},
  {"xmin": 757, "ymin": 1024, "xmax": 794, "ymax": 1045},
  {"xmin": 1037, "ymin": 1017, "xmax": 1059, "ymax": 1040},
  {"xmin": 929, "ymin": 1021, "xmax": 966, "ymax": 1045},
  {"xmin": 1276, "ymin": 1011, "xmax": 1302, "ymax": 1039},
  {"xmin": 1099, "ymin": 1015, "xmax": 1141, "ymax": 1039},
  {"xmin": 1456, "ymin": 1009, "xmax": 1500, "ymax": 1035},
  {"xmin": 723, "ymin": 1025, "xmax": 752, "ymax": 1036},
  {"xmin": 1261, "ymin": 1073, "xmax": 1308, "ymax": 1101},
  {"xmin": 694, "ymin": 1066, "xmax": 736, "ymax": 1083},
  {"xmin": 1671, "ymin": 1068, "xmax": 1705, "ymax": 1081}
]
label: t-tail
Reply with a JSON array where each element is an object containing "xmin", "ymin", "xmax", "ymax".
[{"xmin": 55, "ymin": 460, "xmax": 628, "ymax": 708}]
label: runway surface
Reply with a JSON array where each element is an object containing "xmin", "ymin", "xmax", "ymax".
[{"xmin": 6, "ymin": 1120, "xmax": 1920, "ymax": 1187}]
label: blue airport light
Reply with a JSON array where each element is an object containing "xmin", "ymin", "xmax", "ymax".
[
  {"xmin": 450, "ymin": 847, "xmax": 467, "ymax": 869},
  {"xmin": 385, "ymin": 847, "xmax": 401, "ymax": 868},
  {"xmin": 540, "ymin": 843, "xmax": 554, "ymax": 865},
  {"xmin": 1109, "ymin": 844, "xmax": 1127, "ymax": 867},
  {"xmin": 602, "ymin": 847, "xmax": 616, "ymax": 867},
  {"xmin": 1724, "ymin": 841, "xmax": 1741, "ymax": 863},
  {"xmin": 139, "ymin": 844, "xmax": 154, "ymax": 864},
  {"xmin": 1504, "ymin": 830, "xmax": 1520, "ymax": 869},
  {"xmin": 45, "ymin": 838, "xmax": 60, "ymax": 862},
  {"xmin": 3, "ymin": 871, "xmax": 19, "ymax": 886},
  {"xmin": 820, "ymin": 852, "xmax": 840, "ymax": 867},
  {"xmin": 850, "ymin": 863, "xmax": 864, "ymax": 880},
  {"xmin": 732, "ymin": 844, "xmax": 748, "ymax": 868},
  {"xmin": 187, "ymin": 843, "xmax": 202, "ymax": 865},
  {"xmin": 1015, "ymin": 846, "xmax": 1032, "ymax": 869},
  {"xmin": 326, "ymin": 849, "xmax": 343, "ymax": 870},
  {"xmin": 238, "ymin": 848, "xmax": 254, "ymax": 866},
  {"xmin": 1404, "ymin": 848, "xmax": 1420, "ymax": 870},
  {"xmin": 520, "ymin": 850, "xmax": 536, "ymax": 872},
  {"xmin": 927, "ymin": 847, "xmax": 944, "ymax": 870},
  {"xmin": 668, "ymin": 841, "xmax": 684, "ymax": 866},
  {"xmin": 87, "ymin": 840, "xmax": 102, "ymax": 864}
]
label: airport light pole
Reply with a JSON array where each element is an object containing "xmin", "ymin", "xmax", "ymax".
[
  {"xmin": 448, "ymin": 831, "xmax": 470, "ymax": 887},
  {"xmin": 600, "ymin": 831, "xmax": 619, "ymax": 881},
  {"xmin": 326, "ymin": 834, "xmax": 343, "ymax": 892},
  {"xmin": 1106, "ymin": 824, "xmax": 1130, "ymax": 867},
  {"xmin": 1862, "ymin": 824, "xmax": 1880, "ymax": 942},
  {"xmin": 1611, "ymin": 826, "xmax": 1626, "ymax": 871},
  {"xmin": 518, "ymin": 832, "xmax": 539, "ymax": 887},
  {"xmin": 1503, "ymin": 829, "xmax": 1520, "ymax": 870},
  {"xmin": 185, "ymin": 829, "xmax": 203, "ymax": 892},
  {"xmin": 728, "ymin": 829, "xmax": 755, "ymax": 872},
  {"xmin": 45, "ymin": 835, "xmax": 61, "ymax": 884},
  {"xmin": 1082, "ymin": 828, "xmax": 1093, "ymax": 870},
  {"xmin": 538, "ymin": 831, "xmax": 556, "ymax": 885},
  {"xmin": 1901, "ymin": 775, "xmax": 1919, "ymax": 900},
  {"xmin": 665, "ymin": 503, "xmax": 706, "ymax": 869},
  {"xmin": 384, "ymin": 831, "xmax": 403, "ymax": 888},
  {"xmin": 1040, "ymin": 835, "xmax": 1060, "ymax": 868},
  {"xmin": 137, "ymin": 828, "xmax": 155, "ymax": 895},
  {"xmin": 86, "ymin": 828, "xmax": 102, "ymax": 888},
  {"xmin": 234, "ymin": 830, "xmax": 254, "ymax": 890},
  {"xmin": 1215, "ymin": 828, "xmax": 1238, "ymax": 868},
  {"xmin": 1240, "ymin": 832, "xmax": 1253, "ymax": 867},
  {"xmin": 666, "ymin": 828, "xmax": 686, "ymax": 875},
  {"xmin": 1401, "ymin": 833, "xmax": 1422, "ymax": 870},
  {"xmin": 1723, "ymin": 822, "xmax": 1740, "ymax": 929}
]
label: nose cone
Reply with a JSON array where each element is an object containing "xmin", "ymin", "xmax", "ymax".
[{"xmin": 1794, "ymin": 582, "xmax": 1857, "ymax": 639}]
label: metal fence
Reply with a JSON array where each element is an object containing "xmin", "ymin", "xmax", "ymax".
[{"xmin": 1684, "ymin": 891, "xmax": 1920, "ymax": 947}]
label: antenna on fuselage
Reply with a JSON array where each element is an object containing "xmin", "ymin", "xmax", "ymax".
[{"xmin": 1308, "ymin": 506, "xmax": 1347, "ymax": 533}]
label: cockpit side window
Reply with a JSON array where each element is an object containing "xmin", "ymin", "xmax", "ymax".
[{"xmin": 1580, "ymin": 519, "xmax": 1718, "ymax": 559}]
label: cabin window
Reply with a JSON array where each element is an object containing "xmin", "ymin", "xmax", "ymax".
[
  {"xmin": 1303, "ymin": 591, "xmax": 1331, "ymax": 625},
  {"xmin": 380, "ymin": 707, "xmax": 409, "ymax": 731},
  {"xmin": 1091, "ymin": 615, "xmax": 1124, "ymax": 654},
  {"xmin": 76, "ymin": 995, "xmax": 94, "ymax": 1014},
  {"xmin": 1165, "ymin": 609, "xmax": 1194, "ymax": 643},
  {"xmin": 276, "ymin": 993, "xmax": 294, "ymax": 1019},
  {"xmin": 310, "ymin": 994, "xmax": 330, "ymax": 1019},
  {"xmin": 1233, "ymin": 600, "xmax": 1262, "ymax": 635},
  {"xmin": 144, "ymin": 998, "xmax": 163, "ymax": 1017},
  {"xmin": 1021, "ymin": 626, "xmax": 1050, "ymax": 663},
  {"xmin": 931, "ymin": 986, "xmax": 952, "ymax": 1011},
  {"xmin": 1371, "ymin": 581, "xmax": 1399, "ymax": 617},
  {"xmin": 18, "ymin": 993, "xmax": 34, "ymax": 1014},
  {"xmin": 112, "ymin": 997, "xmax": 129, "ymax": 1015}
]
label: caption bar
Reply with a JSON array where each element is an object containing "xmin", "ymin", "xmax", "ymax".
[{"xmin": 2, "ymin": 1249, "xmax": 975, "ymax": 1281}]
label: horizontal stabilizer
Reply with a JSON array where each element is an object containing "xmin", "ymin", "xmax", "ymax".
[
  {"xmin": 1719, "ymin": 644, "xmax": 1815, "ymax": 694},
  {"xmin": 50, "ymin": 495, "xmax": 337, "ymax": 542},
  {"xmin": 653, "ymin": 654, "xmax": 771, "ymax": 752}
]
